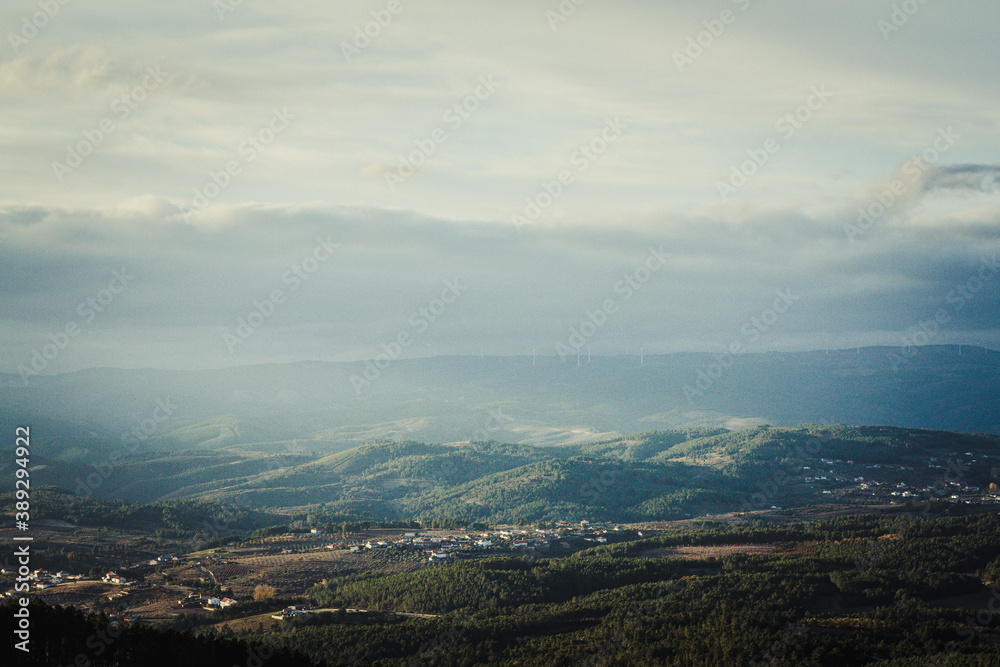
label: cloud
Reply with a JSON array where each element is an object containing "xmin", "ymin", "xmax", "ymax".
[
  {"xmin": 922, "ymin": 164, "xmax": 1000, "ymax": 195},
  {"xmin": 360, "ymin": 162, "xmax": 403, "ymax": 179},
  {"xmin": 1, "ymin": 1, "xmax": 999, "ymax": 372},
  {"xmin": 0, "ymin": 44, "xmax": 116, "ymax": 93},
  {"xmin": 0, "ymin": 191, "xmax": 998, "ymax": 373}
]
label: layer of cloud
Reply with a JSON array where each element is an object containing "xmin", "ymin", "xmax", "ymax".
[
  {"xmin": 1, "ymin": 1, "xmax": 998, "ymax": 373},
  {"xmin": 1, "ymin": 177, "xmax": 997, "ymax": 373}
]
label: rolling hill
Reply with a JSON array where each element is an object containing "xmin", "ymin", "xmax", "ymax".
[{"xmin": 16, "ymin": 425, "xmax": 1000, "ymax": 524}]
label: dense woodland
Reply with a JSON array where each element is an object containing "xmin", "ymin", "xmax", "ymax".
[
  {"xmin": 10, "ymin": 425, "xmax": 999, "ymax": 525},
  {"xmin": 5, "ymin": 425, "xmax": 1000, "ymax": 664},
  {"xmin": 4, "ymin": 600, "xmax": 312, "ymax": 667},
  {"xmin": 274, "ymin": 513, "xmax": 1000, "ymax": 666},
  {"xmin": 244, "ymin": 511, "xmax": 1000, "ymax": 665},
  {"xmin": 8, "ymin": 510, "xmax": 1000, "ymax": 665}
]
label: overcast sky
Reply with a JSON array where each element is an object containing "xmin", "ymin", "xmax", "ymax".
[{"xmin": 1, "ymin": 0, "xmax": 998, "ymax": 373}]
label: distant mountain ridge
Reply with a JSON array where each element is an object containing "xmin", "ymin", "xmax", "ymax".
[{"xmin": 1, "ymin": 346, "xmax": 997, "ymax": 456}]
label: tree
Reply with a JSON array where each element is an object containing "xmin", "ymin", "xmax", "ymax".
[{"xmin": 254, "ymin": 584, "xmax": 277, "ymax": 600}]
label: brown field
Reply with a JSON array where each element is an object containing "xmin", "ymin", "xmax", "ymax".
[
  {"xmin": 210, "ymin": 611, "xmax": 286, "ymax": 633},
  {"xmin": 0, "ymin": 523, "xmax": 434, "ymax": 626},
  {"xmin": 31, "ymin": 581, "xmax": 116, "ymax": 609},
  {"xmin": 126, "ymin": 588, "xmax": 219, "ymax": 624},
  {"xmin": 211, "ymin": 561, "xmax": 252, "ymax": 580},
  {"xmin": 30, "ymin": 581, "xmax": 215, "ymax": 624},
  {"xmin": 639, "ymin": 544, "xmax": 774, "ymax": 560},
  {"xmin": 218, "ymin": 549, "xmax": 426, "ymax": 597},
  {"xmin": 771, "ymin": 540, "xmax": 823, "ymax": 557}
]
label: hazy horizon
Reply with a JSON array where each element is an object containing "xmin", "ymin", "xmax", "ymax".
[{"xmin": 5, "ymin": 343, "xmax": 1000, "ymax": 377}]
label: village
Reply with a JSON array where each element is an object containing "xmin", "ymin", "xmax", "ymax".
[
  {"xmin": 347, "ymin": 520, "xmax": 624, "ymax": 564},
  {"xmin": 4, "ymin": 452, "xmax": 997, "ymax": 631},
  {"xmin": 0, "ymin": 519, "xmax": 636, "ymax": 628},
  {"xmin": 799, "ymin": 451, "xmax": 1000, "ymax": 506}
]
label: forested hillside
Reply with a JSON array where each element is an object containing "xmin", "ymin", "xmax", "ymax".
[
  {"xmin": 204, "ymin": 514, "xmax": 1000, "ymax": 664},
  {"xmin": 10, "ymin": 425, "xmax": 999, "ymax": 524}
]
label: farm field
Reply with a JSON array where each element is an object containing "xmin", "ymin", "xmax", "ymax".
[
  {"xmin": 638, "ymin": 543, "xmax": 775, "ymax": 560},
  {"xmin": 29, "ymin": 581, "xmax": 213, "ymax": 624},
  {"xmin": 220, "ymin": 548, "xmax": 426, "ymax": 597}
]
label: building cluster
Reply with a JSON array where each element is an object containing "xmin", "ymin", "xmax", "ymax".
[
  {"xmin": 803, "ymin": 453, "xmax": 1000, "ymax": 505},
  {"xmin": 102, "ymin": 571, "xmax": 136, "ymax": 586},
  {"xmin": 338, "ymin": 521, "xmax": 623, "ymax": 564},
  {"xmin": 104, "ymin": 611, "xmax": 141, "ymax": 627},
  {"xmin": 146, "ymin": 553, "xmax": 185, "ymax": 567},
  {"xmin": 2, "ymin": 568, "xmax": 87, "ymax": 596},
  {"xmin": 271, "ymin": 603, "xmax": 308, "ymax": 620},
  {"xmin": 177, "ymin": 592, "xmax": 237, "ymax": 609}
]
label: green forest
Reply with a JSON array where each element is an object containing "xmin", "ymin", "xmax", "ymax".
[
  {"xmin": 9, "ymin": 510, "xmax": 1000, "ymax": 666},
  {"xmin": 11, "ymin": 424, "xmax": 1000, "ymax": 524}
]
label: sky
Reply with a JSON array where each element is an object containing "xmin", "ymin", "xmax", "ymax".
[{"xmin": 1, "ymin": 0, "xmax": 999, "ymax": 373}]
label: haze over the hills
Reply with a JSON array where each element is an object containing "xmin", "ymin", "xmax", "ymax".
[{"xmin": 3, "ymin": 346, "xmax": 997, "ymax": 456}]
